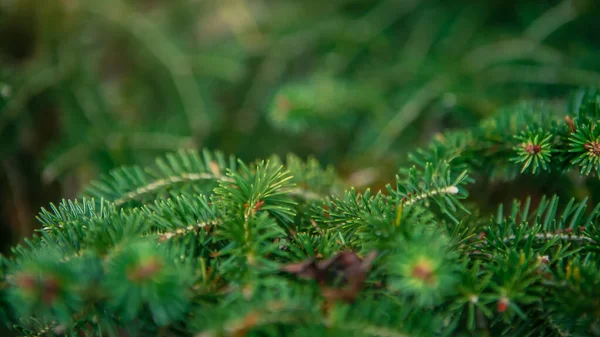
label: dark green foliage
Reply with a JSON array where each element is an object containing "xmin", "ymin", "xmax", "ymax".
[
  {"xmin": 3, "ymin": 0, "xmax": 600, "ymax": 249},
  {"xmin": 3, "ymin": 1, "xmax": 600, "ymax": 336},
  {"xmin": 2, "ymin": 91, "xmax": 600, "ymax": 336},
  {"xmin": 85, "ymin": 149, "xmax": 238, "ymax": 207},
  {"xmin": 103, "ymin": 241, "xmax": 193, "ymax": 326}
]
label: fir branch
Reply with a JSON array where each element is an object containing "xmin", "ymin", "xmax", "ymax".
[
  {"xmin": 401, "ymin": 185, "xmax": 460, "ymax": 206},
  {"xmin": 7, "ymin": 89, "xmax": 600, "ymax": 336},
  {"xmin": 113, "ymin": 172, "xmax": 230, "ymax": 207},
  {"xmin": 114, "ymin": 173, "xmax": 323, "ymax": 206},
  {"xmin": 88, "ymin": 150, "xmax": 329, "ymax": 208},
  {"xmin": 156, "ymin": 219, "xmax": 221, "ymax": 242},
  {"xmin": 84, "ymin": 149, "xmax": 236, "ymax": 206},
  {"xmin": 502, "ymin": 232, "xmax": 595, "ymax": 245},
  {"xmin": 5, "ymin": 2, "xmax": 600, "ymax": 336},
  {"xmin": 33, "ymin": 323, "xmax": 56, "ymax": 337}
]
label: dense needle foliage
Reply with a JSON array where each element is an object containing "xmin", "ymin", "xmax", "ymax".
[
  {"xmin": 1, "ymin": 91, "xmax": 600, "ymax": 336},
  {"xmin": 2, "ymin": 0, "xmax": 600, "ymax": 247},
  {"xmin": 3, "ymin": 0, "xmax": 600, "ymax": 336}
]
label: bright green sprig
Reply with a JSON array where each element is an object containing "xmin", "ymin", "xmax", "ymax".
[
  {"xmin": 85, "ymin": 149, "xmax": 238, "ymax": 207},
  {"xmin": 385, "ymin": 227, "xmax": 461, "ymax": 306},
  {"xmin": 215, "ymin": 159, "xmax": 297, "ymax": 226},
  {"xmin": 511, "ymin": 128, "xmax": 553, "ymax": 174},
  {"xmin": 568, "ymin": 123, "xmax": 600, "ymax": 176}
]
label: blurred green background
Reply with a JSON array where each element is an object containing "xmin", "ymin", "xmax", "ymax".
[{"xmin": 1, "ymin": 0, "xmax": 600, "ymax": 252}]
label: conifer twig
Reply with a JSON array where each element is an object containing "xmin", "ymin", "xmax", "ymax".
[
  {"xmin": 402, "ymin": 185, "xmax": 460, "ymax": 207},
  {"xmin": 156, "ymin": 219, "xmax": 222, "ymax": 242},
  {"xmin": 113, "ymin": 174, "xmax": 325, "ymax": 206},
  {"xmin": 113, "ymin": 173, "xmax": 230, "ymax": 206},
  {"xmin": 33, "ymin": 322, "xmax": 58, "ymax": 337},
  {"xmin": 502, "ymin": 232, "xmax": 595, "ymax": 244},
  {"xmin": 472, "ymin": 230, "xmax": 594, "ymax": 251}
]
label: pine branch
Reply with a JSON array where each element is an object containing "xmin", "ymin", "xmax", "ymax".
[
  {"xmin": 113, "ymin": 172, "xmax": 229, "ymax": 207},
  {"xmin": 502, "ymin": 232, "xmax": 595, "ymax": 245},
  {"xmin": 155, "ymin": 218, "xmax": 220, "ymax": 242},
  {"xmin": 5, "ymin": 90, "xmax": 600, "ymax": 336},
  {"xmin": 401, "ymin": 185, "xmax": 459, "ymax": 206},
  {"xmin": 86, "ymin": 150, "xmax": 331, "ymax": 209},
  {"xmin": 6, "ymin": 1, "xmax": 600, "ymax": 336}
]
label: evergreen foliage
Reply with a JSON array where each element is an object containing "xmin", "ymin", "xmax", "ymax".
[
  {"xmin": 2, "ymin": 0, "xmax": 600, "ymax": 246},
  {"xmin": 2, "ymin": 91, "xmax": 600, "ymax": 336},
  {"xmin": 3, "ymin": 1, "xmax": 600, "ymax": 336}
]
